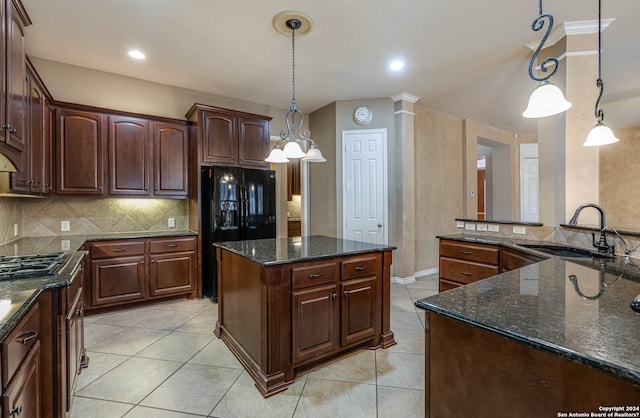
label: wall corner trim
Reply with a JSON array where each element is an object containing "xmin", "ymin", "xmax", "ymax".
[{"xmin": 390, "ymin": 92, "xmax": 420, "ymax": 104}]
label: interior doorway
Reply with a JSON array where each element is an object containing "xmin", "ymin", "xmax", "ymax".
[
  {"xmin": 520, "ymin": 143, "xmax": 539, "ymax": 222},
  {"xmin": 342, "ymin": 129, "xmax": 388, "ymax": 245},
  {"xmin": 477, "ymin": 156, "xmax": 486, "ymax": 220},
  {"xmin": 477, "ymin": 138, "xmax": 512, "ymax": 220}
]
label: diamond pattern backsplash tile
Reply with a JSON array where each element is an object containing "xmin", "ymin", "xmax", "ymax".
[
  {"xmin": 0, "ymin": 198, "xmax": 21, "ymax": 244},
  {"xmin": 21, "ymin": 197, "xmax": 188, "ymax": 237}
]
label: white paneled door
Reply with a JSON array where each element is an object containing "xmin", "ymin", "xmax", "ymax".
[
  {"xmin": 520, "ymin": 143, "xmax": 539, "ymax": 222},
  {"xmin": 342, "ymin": 129, "xmax": 388, "ymax": 245}
]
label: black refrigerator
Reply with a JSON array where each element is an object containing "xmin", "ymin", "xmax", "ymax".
[{"xmin": 201, "ymin": 166, "xmax": 276, "ymax": 301}]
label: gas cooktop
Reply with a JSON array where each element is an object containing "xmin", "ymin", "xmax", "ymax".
[{"xmin": 0, "ymin": 252, "xmax": 68, "ymax": 280}]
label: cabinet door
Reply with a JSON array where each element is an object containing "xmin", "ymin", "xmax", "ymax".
[
  {"xmin": 4, "ymin": 3, "xmax": 27, "ymax": 151},
  {"xmin": 201, "ymin": 111, "xmax": 237, "ymax": 165},
  {"xmin": 149, "ymin": 251, "xmax": 195, "ymax": 297},
  {"xmin": 341, "ymin": 276, "xmax": 377, "ymax": 346},
  {"xmin": 90, "ymin": 256, "xmax": 146, "ymax": 307},
  {"xmin": 287, "ymin": 159, "xmax": 300, "ymax": 201},
  {"xmin": 153, "ymin": 122, "xmax": 189, "ymax": 197},
  {"xmin": 292, "ymin": 283, "xmax": 339, "ymax": 365},
  {"xmin": 29, "ymin": 75, "xmax": 46, "ymax": 193},
  {"xmin": 108, "ymin": 115, "xmax": 150, "ymax": 195},
  {"xmin": 238, "ymin": 116, "xmax": 269, "ymax": 168},
  {"xmin": 66, "ymin": 268, "xmax": 86, "ymax": 415},
  {"xmin": 56, "ymin": 108, "xmax": 107, "ymax": 195},
  {"xmin": 2, "ymin": 342, "xmax": 41, "ymax": 418}
]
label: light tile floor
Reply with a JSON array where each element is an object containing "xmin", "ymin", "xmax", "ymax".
[{"xmin": 72, "ymin": 274, "xmax": 438, "ymax": 418}]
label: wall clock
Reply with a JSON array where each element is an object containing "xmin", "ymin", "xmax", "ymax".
[{"xmin": 353, "ymin": 106, "xmax": 373, "ymax": 125}]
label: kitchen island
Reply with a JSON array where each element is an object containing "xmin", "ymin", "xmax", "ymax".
[
  {"xmin": 417, "ymin": 235, "xmax": 640, "ymax": 417},
  {"xmin": 214, "ymin": 235, "xmax": 396, "ymax": 397}
]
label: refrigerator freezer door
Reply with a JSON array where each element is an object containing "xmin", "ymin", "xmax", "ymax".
[{"xmin": 242, "ymin": 168, "xmax": 276, "ymax": 240}]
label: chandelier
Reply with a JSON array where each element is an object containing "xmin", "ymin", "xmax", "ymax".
[
  {"xmin": 522, "ymin": 0, "xmax": 572, "ymax": 118},
  {"xmin": 266, "ymin": 14, "xmax": 325, "ymax": 163}
]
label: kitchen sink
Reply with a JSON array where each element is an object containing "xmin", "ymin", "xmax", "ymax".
[{"xmin": 519, "ymin": 244, "xmax": 614, "ymax": 259}]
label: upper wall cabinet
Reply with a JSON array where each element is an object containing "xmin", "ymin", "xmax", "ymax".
[
  {"xmin": 0, "ymin": 0, "xmax": 30, "ymax": 166},
  {"xmin": 153, "ymin": 122, "xmax": 189, "ymax": 197},
  {"xmin": 186, "ymin": 104, "xmax": 271, "ymax": 169},
  {"xmin": 55, "ymin": 107, "xmax": 107, "ymax": 195},
  {"xmin": 108, "ymin": 115, "xmax": 151, "ymax": 196}
]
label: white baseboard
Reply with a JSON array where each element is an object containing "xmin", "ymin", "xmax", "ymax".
[
  {"xmin": 391, "ymin": 275, "xmax": 416, "ymax": 284},
  {"xmin": 415, "ymin": 268, "xmax": 438, "ymax": 277}
]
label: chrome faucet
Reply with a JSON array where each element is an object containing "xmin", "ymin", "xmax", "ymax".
[{"xmin": 568, "ymin": 203, "xmax": 610, "ymax": 254}]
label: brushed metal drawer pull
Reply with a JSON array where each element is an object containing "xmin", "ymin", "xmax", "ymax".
[
  {"xmin": 9, "ymin": 404, "xmax": 22, "ymax": 416},
  {"xmin": 309, "ymin": 273, "xmax": 323, "ymax": 279},
  {"xmin": 18, "ymin": 330, "xmax": 38, "ymax": 344},
  {"xmin": 112, "ymin": 248, "xmax": 126, "ymax": 252},
  {"xmin": 461, "ymin": 251, "xmax": 473, "ymax": 255},
  {"xmin": 167, "ymin": 244, "xmax": 178, "ymax": 248},
  {"xmin": 460, "ymin": 271, "xmax": 473, "ymax": 276},
  {"xmin": 354, "ymin": 266, "xmax": 366, "ymax": 271}
]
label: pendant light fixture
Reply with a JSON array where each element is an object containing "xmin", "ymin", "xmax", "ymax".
[
  {"xmin": 583, "ymin": 0, "xmax": 619, "ymax": 146},
  {"xmin": 523, "ymin": 0, "xmax": 572, "ymax": 118},
  {"xmin": 265, "ymin": 13, "xmax": 326, "ymax": 164}
]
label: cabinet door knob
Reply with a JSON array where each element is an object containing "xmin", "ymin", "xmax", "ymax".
[
  {"xmin": 18, "ymin": 330, "xmax": 38, "ymax": 345},
  {"xmin": 343, "ymin": 290, "xmax": 349, "ymax": 297},
  {"xmin": 332, "ymin": 293, "xmax": 337, "ymax": 300},
  {"xmin": 9, "ymin": 404, "xmax": 23, "ymax": 416}
]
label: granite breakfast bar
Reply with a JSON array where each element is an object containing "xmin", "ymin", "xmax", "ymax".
[
  {"xmin": 214, "ymin": 235, "xmax": 396, "ymax": 397},
  {"xmin": 417, "ymin": 236, "xmax": 640, "ymax": 417}
]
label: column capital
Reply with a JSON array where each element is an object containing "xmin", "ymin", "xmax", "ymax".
[
  {"xmin": 525, "ymin": 18, "xmax": 615, "ymax": 51},
  {"xmin": 390, "ymin": 92, "xmax": 420, "ymax": 104}
]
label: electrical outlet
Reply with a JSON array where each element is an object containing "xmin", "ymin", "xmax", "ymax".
[
  {"xmin": 513, "ymin": 226, "xmax": 527, "ymax": 235},
  {"xmin": 13, "ymin": 224, "xmax": 18, "ymax": 236},
  {"xmin": 477, "ymin": 223, "xmax": 488, "ymax": 232},
  {"xmin": 488, "ymin": 224, "xmax": 500, "ymax": 232},
  {"xmin": 168, "ymin": 218, "xmax": 176, "ymax": 228},
  {"xmin": 456, "ymin": 221, "xmax": 465, "ymax": 228},
  {"xmin": 465, "ymin": 223, "xmax": 476, "ymax": 231},
  {"xmin": 60, "ymin": 221, "xmax": 70, "ymax": 232},
  {"xmin": 61, "ymin": 240, "xmax": 70, "ymax": 251}
]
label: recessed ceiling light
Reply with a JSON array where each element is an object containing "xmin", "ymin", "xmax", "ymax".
[
  {"xmin": 389, "ymin": 60, "xmax": 405, "ymax": 71},
  {"xmin": 128, "ymin": 50, "xmax": 146, "ymax": 60}
]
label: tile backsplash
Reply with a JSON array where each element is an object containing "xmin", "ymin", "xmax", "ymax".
[
  {"xmin": 0, "ymin": 198, "xmax": 22, "ymax": 244},
  {"xmin": 21, "ymin": 197, "xmax": 188, "ymax": 237}
]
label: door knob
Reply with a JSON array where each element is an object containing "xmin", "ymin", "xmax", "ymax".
[{"xmin": 377, "ymin": 223, "xmax": 382, "ymax": 228}]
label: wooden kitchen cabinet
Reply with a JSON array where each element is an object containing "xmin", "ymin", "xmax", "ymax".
[
  {"xmin": 108, "ymin": 115, "xmax": 151, "ymax": 196},
  {"xmin": 153, "ymin": 122, "xmax": 189, "ymax": 197},
  {"xmin": 89, "ymin": 240, "xmax": 146, "ymax": 308},
  {"xmin": 186, "ymin": 104, "xmax": 271, "ymax": 169},
  {"xmin": 86, "ymin": 236, "xmax": 197, "ymax": 311},
  {"xmin": 439, "ymin": 240, "xmax": 500, "ymax": 291},
  {"xmin": 149, "ymin": 236, "xmax": 196, "ymax": 297},
  {"xmin": 501, "ymin": 247, "xmax": 544, "ymax": 272},
  {"xmin": 56, "ymin": 107, "xmax": 107, "ymax": 195},
  {"xmin": 287, "ymin": 158, "xmax": 300, "ymax": 201},
  {"xmin": 12, "ymin": 61, "xmax": 52, "ymax": 194}
]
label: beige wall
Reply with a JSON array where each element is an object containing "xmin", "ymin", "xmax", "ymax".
[
  {"xmin": 600, "ymin": 126, "xmax": 640, "ymax": 231},
  {"xmin": 414, "ymin": 105, "xmax": 463, "ymax": 271}
]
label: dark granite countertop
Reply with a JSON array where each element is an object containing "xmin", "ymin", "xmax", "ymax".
[
  {"xmin": 417, "ymin": 234, "xmax": 640, "ymax": 385},
  {"xmin": 0, "ymin": 251, "xmax": 86, "ymax": 341},
  {"xmin": 0, "ymin": 230, "xmax": 197, "ymax": 256},
  {"xmin": 214, "ymin": 235, "xmax": 396, "ymax": 266}
]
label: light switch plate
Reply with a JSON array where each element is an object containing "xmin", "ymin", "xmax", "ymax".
[
  {"xmin": 456, "ymin": 221, "xmax": 465, "ymax": 228},
  {"xmin": 61, "ymin": 221, "xmax": 70, "ymax": 232},
  {"xmin": 477, "ymin": 223, "xmax": 488, "ymax": 231},
  {"xmin": 513, "ymin": 226, "xmax": 526, "ymax": 235},
  {"xmin": 488, "ymin": 224, "xmax": 500, "ymax": 232},
  {"xmin": 168, "ymin": 218, "xmax": 176, "ymax": 228},
  {"xmin": 61, "ymin": 240, "xmax": 70, "ymax": 251},
  {"xmin": 465, "ymin": 223, "xmax": 476, "ymax": 231}
]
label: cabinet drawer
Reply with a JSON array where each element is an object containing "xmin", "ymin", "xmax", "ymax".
[
  {"xmin": 440, "ymin": 240, "xmax": 499, "ymax": 265},
  {"xmin": 439, "ymin": 258, "xmax": 499, "ymax": 285},
  {"xmin": 291, "ymin": 262, "xmax": 339, "ymax": 290},
  {"xmin": 150, "ymin": 237, "xmax": 196, "ymax": 254},
  {"xmin": 90, "ymin": 241, "xmax": 145, "ymax": 259},
  {"xmin": 2, "ymin": 302, "xmax": 40, "ymax": 387},
  {"xmin": 341, "ymin": 255, "xmax": 379, "ymax": 280}
]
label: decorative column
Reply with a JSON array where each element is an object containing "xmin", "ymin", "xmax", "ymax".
[{"xmin": 391, "ymin": 92, "xmax": 420, "ymax": 282}]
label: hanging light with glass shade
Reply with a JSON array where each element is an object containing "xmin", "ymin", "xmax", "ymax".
[
  {"xmin": 523, "ymin": 0, "xmax": 572, "ymax": 118},
  {"xmin": 583, "ymin": 0, "xmax": 619, "ymax": 146},
  {"xmin": 265, "ymin": 12, "xmax": 326, "ymax": 163}
]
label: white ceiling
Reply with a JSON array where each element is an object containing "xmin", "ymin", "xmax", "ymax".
[{"xmin": 21, "ymin": 0, "xmax": 640, "ymax": 133}]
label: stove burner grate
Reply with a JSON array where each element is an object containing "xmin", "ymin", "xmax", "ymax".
[{"xmin": 0, "ymin": 252, "xmax": 68, "ymax": 280}]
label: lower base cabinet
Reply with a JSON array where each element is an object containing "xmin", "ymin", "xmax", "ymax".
[
  {"xmin": 86, "ymin": 236, "xmax": 196, "ymax": 311},
  {"xmin": 2, "ymin": 341, "xmax": 41, "ymax": 418}
]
